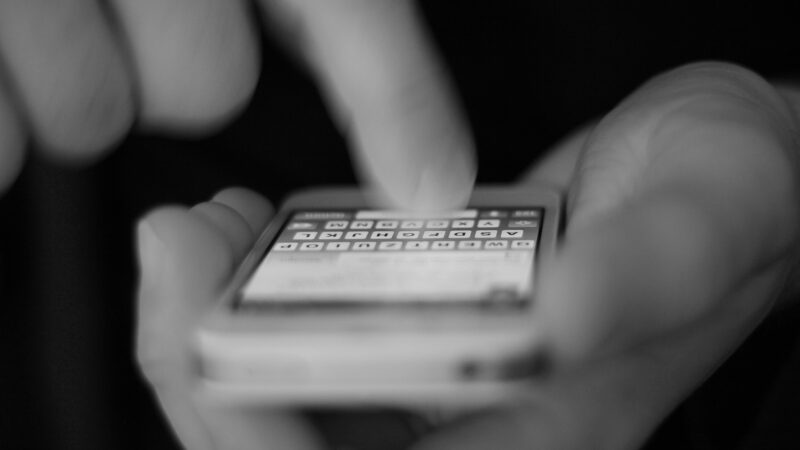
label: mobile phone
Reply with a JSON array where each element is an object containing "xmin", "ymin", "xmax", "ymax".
[{"xmin": 195, "ymin": 186, "xmax": 561, "ymax": 407}]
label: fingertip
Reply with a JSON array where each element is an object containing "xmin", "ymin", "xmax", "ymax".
[
  {"xmin": 0, "ymin": 0, "xmax": 136, "ymax": 161},
  {"xmin": 287, "ymin": 0, "xmax": 474, "ymax": 211},
  {"xmin": 191, "ymin": 201, "xmax": 254, "ymax": 260},
  {"xmin": 136, "ymin": 205, "xmax": 190, "ymax": 286},
  {"xmin": 364, "ymin": 143, "xmax": 476, "ymax": 211},
  {"xmin": 138, "ymin": 204, "xmax": 193, "ymax": 240},
  {"xmin": 211, "ymin": 187, "xmax": 274, "ymax": 233},
  {"xmin": 137, "ymin": 204, "xmax": 237, "ymax": 293},
  {"xmin": 113, "ymin": 0, "xmax": 260, "ymax": 134},
  {"xmin": 409, "ymin": 146, "xmax": 476, "ymax": 211},
  {"xmin": 37, "ymin": 99, "xmax": 134, "ymax": 163}
]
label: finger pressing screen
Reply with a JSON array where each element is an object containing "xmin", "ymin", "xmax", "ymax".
[
  {"xmin": 111, "ymin": 0, "xmax": 260, "ymax": 132},
  {"xmin": 263, "ymin": 0, "xmax": 476, "ymax": 210},
  {"xmin": 0, "ymin": 81, "xmax": 25, "ymax": 191},
  {"xmin": 0, "ymin": 0, "xmax": 134, "ymax": 159},
  {"xmin": 536, "ymin": 62, "xmax": 800, "ymax": 363}
]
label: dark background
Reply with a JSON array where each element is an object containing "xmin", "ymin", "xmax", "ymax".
[{"xmin": 3, "ymin": 1, "xmax": 800, "ymax": 448}]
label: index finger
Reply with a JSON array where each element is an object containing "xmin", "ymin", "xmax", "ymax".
[{"xmin": 262, "ymin": 0, "xmax": 476, "ymax": 210}]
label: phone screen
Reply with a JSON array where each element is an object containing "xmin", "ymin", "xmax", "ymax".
[{"xmin": 236, "ymin": 208, "xmax": 543, "ymax": 309}]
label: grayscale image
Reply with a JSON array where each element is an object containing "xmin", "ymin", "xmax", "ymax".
[{"xmin": 2, "ymin": 1, "xmax": 799, "ymax": 449}]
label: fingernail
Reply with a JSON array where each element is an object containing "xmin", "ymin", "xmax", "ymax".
[{"xmin": 137, "ymin": 219, "xmax": 166, "ymax": 289}]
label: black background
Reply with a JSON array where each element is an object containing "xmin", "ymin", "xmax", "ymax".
[{"xmin": 2, "ymin": 1, "xmax": 800, "ymax": 448}]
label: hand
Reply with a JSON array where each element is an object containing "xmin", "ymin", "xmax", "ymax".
[
  {"xmin": 137, "ymin": 62, "xmax": 800, "ymax": 449},
  {"xmin": 0, "ymin": 0, "xmax": 474, "ymax": 208},
  {"xmin": 137, "ymin": 188, "xmax": 325, "ymax": 450},
  {"xmin": 412, "ymin": 62, "xmax": 800, "ymax": 449}
]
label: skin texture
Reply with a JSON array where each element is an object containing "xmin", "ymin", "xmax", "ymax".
[
  {"xmin": 136, "ymin": 62, "xmax": 800, "ymax": 450},
  {"xmin": 0, "ymin": 0, "xmax": 135, "ymax": 159},
  {"xmin": 0, "ymin": 0, "xmax": 475, "ymax": 209},
  {"xmin": 0, "ymin": 1, "xmax": 798, "ymax": 449}
]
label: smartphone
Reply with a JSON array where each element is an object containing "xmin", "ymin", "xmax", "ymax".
[{"xmin": 195, "ymin": 186, "xmax": 561, "ymax": 407}]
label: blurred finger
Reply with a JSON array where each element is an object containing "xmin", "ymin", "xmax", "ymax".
[
  {"xmin": 539, "ymin": 62, "xmax": 799, "ymax": 362},
  {"xmin": 212, "ymin": 186, "xmax": 274, "ymax": 234},
  {"xmin": 191, "ymin": 187, "xmax": 274, "ymax": 260},
  {"xmin": 191, "ymin": 201, "xmax": 255, "ymax": 261},
  {"xmin": 111, "ymin": 0, "xmax": 260, "ymax": 132},
  {"xmin": 136, "ymin": 206, "xmax": 237, "ymax": 450},
  {"xmin": 263, "ymin": 0, "xmax": 475, "ymax": 210},
  {"xmin": 0, "ymin": 0, "xmax": 134, "ymax": 158},
  {"xmin": 0, "ymin": 82, "xmax": 25, "ymax": 191},
  {"xmin": 137, "ymin": 194, "xmax": 319, "ymax": 450}
]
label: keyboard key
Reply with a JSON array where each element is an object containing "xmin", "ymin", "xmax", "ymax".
[
  {"xmin": 423, "ymin": 230, "xmax": 446, "ymax": 239},
  {"xmin": 501, "ymin": 229, "xmax": 524, "ymax": 238},
  {"xmin": 345, "ymin": 231, "xmax": 369, "ymax": 240},
  {"xmin": 273, "ymin": 242, "xmax": 298, "ymax": 251},
  {"xmin": 475, "ymin": 230, "xmax": 498, "ymax": 239},
  {"xmin": 405, "ymin": 241, "xmax": 429, "ymax": 250},
  {"xmin": 512, "ymin": 210, "xmax": 540, "ymax": 218},
  {"xmin": 293, "ymin": 231, "xmax": 317, "ymax": 240},
  {"xmin": 425, "ymin": 220, "xmax": 449, "ymax": 229},
  {"xmin": 350, "ymin": 220, "xmax": 374, "ymax": 229},
  {"xmin": 511, "ymin": 240, "xmax": 536, "ymax": 249},
  {"xmin": 449, "ymin": 230, "xmax": 471, "ymax": 239},
  {"xmin": 400, "ymin": 220, "xmax": 423, "ymax": 229},
  {"xmin": 376, "ymin": 220, "xmax": 399, "ymax": 229},
  {"xmin": 452, "ymin": 219, "xmax": 475, "ymax": 228},
  {"xmin": 324, "ymin": 221, "xmax": 349, "ymax": 230},
  {"xmin": 480, "ymin": 210, "xmax": 508, "ymax": 218},
  {"xmin": 484, "ymin": 240, "xmax": 508, "ymax": 249},
  {"xmin": 397, "ymin": 231, "xmax": 420, "ymax": 239},
  {"xmin": 477, "ymin": 219, "xmax": 500, "ymax": 228},
  {"xmin": 325, "ymin": 242, "xmax": 351, "ymax": 251},
  {"xmin": 371, "ymin": 231, "xmax": 394, "ymax": 239},
  {"xmin": 432, "ymin": 241, "xmax": 455, "ymax": 250},
  {"xmin": 509, "ymin": 219, "xmax": 538, "ymax": 228},
  {"xmin": 352, "ymin": 241, "xmax": 376, "ymax": 251},
  {"xmin": 287, "ymin": 222, "xmax": 316, "ymax": 230},
  {"xmin": 457, "ymin": 240, "xmax": 481, "ymax": 250},
  {"xmin": 378, "ymin": 241, "xmax": 403, "ymax": 250},
  {"xmin": 299, "ymin": 242, "xmax": 323, "ymax": 251},
  {"xmin": 319, "ymin": 231, "xmax": 343, "ymax": 240},
  {"xmin": 325, "ymin": 221, "xmax": 348, "ymax": 230}
]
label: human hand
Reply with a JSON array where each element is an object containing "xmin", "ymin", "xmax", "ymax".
[
  {"xmin": 0, "ymin": 0, "xmax": 474, "ymax": 208},
  {"xmin": 138, "ymin": 188, "xmax": 428, "ymax": 450},
  {"xmin": 137, "ymin": 188, "xmax": 332, "ymax": 450},
  {"xmin": 409, "ymin": 62, "xmax": 800, "ymax": 449},
  {"xmin": 137, "ymin": 62, "xmax": 799, "ymax": 449}
]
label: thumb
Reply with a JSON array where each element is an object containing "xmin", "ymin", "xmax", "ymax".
[
  {"xmin": 536, "ymin": 63, "xmax": 799, "ymax": 363},
  {"xmin": 136, "ymin": 205, "xmax": 236, "ymax": 450},
  {"xmin": 136, "ymin": 188, "xmax": 321, "ymax": 450}
]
